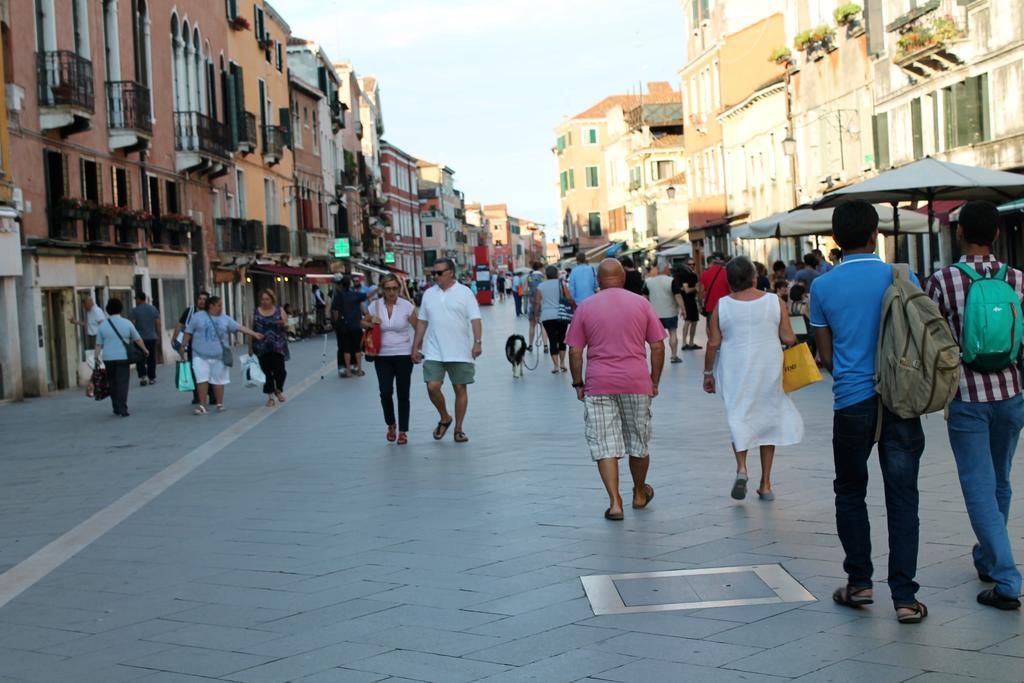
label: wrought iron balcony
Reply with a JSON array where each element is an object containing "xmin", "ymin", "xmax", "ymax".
[
  {"xmin": 262, "ymin": 125, "xmax": 285, "ymax": 165},
  {"xmin": 215, "ymin": 218, "xmax": 265, "ymax": 253},
  {"xmin": 106, "ymin": 81, "xmax": 151, "ymax": 133},
  {"xmin": 265, "ymin": 224, "xmax": 291, "ymax": 254},
  {"xmin": 37, "ymin": 50, "xmax": 94, "ymax": 112},
  {"xmin": 174, "ymin": 111, "xmax": 230, "ymax": 160},
  {"xmin": 237, "ymin": 111, "xmax": 257, "ymax": 153}
]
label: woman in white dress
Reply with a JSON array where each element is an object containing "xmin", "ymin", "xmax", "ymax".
[{"xmin": 702, "ymin": 256, "xmax": 804, "ymax": 501}]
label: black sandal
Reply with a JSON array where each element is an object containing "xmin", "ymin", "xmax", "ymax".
[
  {"xmin": 632, "ymin": 484, "xmax": 655, "ymax": 509},
  {"xmin": 604, "ymin": 508, "xmax": 624, "ymax": 521},
  {"xmin": 454, "ymin": 431, "xmax": 469, "ymax": 443},
  {"xmin": 896, "ymin": 601, "xmax": 928, "ymax": 624},
  {"xmin": 832, "ymin": 585, "xmax": 874, "ymax": 607},
  {"xmin": 433, "ymin": 420, "xmax": 453, "ymax": 440}
]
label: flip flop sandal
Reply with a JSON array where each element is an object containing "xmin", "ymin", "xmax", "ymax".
[
  {"xmin": 832, "ymin": 585, "xmax": 874, "ymax": 607},
  {"xmin": 896, "ymin": 601, "xmax": 928, "ymax": 624},
  {"xmin": 454, "ymin": 431, "xmax": 469, "ymax": 443},
  {"xmin": 604, "ymin": 508, "xmax": 624, "ymax": 521},
  {"xmin": 433, "ymin": 420, "xmax": 453, "ymax": 440},
  {"xmin": 632, "ymin": 484, "xmax": 655, "ymax": 509},
  {"xmin": 397, "ymin": 432, "xmax": 408, "ymax": 445},
  {"xmin": 193, "ymin": 405, "xmax": 208, "ymax": 415},
  {"xmin": 730, "ymin": 473, "xmax": 748, "ymax": 500},
  {"xmin": 387, "ymin": 425, "xmax": 397, "ymax": 442}
]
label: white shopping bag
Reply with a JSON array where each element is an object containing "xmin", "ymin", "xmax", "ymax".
[{"xmin": 239, "ymin": 354, "xmax": 265, "ymax": 388}]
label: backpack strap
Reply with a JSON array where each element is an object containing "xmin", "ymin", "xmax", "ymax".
[
  {"xmin": 953, "ymin": 262, "xmax": 983, "ymax": 282},
  {"xmin": 996, "ymin": 264, "xmax": 1009, "ymax": 281},
  {"xmin": 891, "ymin": 263, "xmax": 912, "ymax": 283}
]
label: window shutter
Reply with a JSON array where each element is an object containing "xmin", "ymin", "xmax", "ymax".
[
  {"xmin": 276, "ymin": 42, "xmax": 282, "ymax": 71},
  {"xmin": 318, "ymin": 66, "xmax": 327, "ymax": 94},
  {"xmin": 79, "ymin": 158, "xmax": 85, "ymax": 197},
  {"xmin": 126, "ymin": 168, "xmax": 132, "ymax": 209},
  {"xmin": 979, "ymin": 73, "xmax": 991, "ymax": 142},
  {"xmin": 568, "ymin": 169, "xmax": 575, "ymax": 189},
  {"xmin": 97, "ymin": 162, "xmax": 104, "ymax": 203},
  {"xmin": 62, "ymin": 153, "xmax": 69, "ymax": 197},
  {"xmin": 910, "ymin": 98, "xmax": 923, "ymax": 160},
  {"xmin": 257, "ymin": 79, "xmax": 265, "ymax": 128},
  {"xmin": 234, "ymin": 64, "xmax": 246, "ymax": 115},
  {"xmin": 225, "ymin": 69, "xmax": 238, "ymax": 149},
  {"xmin": 279, "ymin": 106, "xmax": 291, "ymax": 147}
]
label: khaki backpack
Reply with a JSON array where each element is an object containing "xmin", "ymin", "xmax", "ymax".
[{"xmin": 875, "ymin": 264, "xmax": 960, "ymax": 419}]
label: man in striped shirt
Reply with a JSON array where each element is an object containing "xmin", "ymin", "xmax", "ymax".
[{"xmin": 927, "ymin": 200, "xmax": 1023, "ymax": 610}]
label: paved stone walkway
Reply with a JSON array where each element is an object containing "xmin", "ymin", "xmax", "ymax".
[{"xmin": 0, "ymin": 300, "xmax": 1022, "ymax": 682}]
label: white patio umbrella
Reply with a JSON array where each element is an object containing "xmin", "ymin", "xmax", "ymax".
[
  {"xmin": 813, "ymin": 157, "xmax": 1024, "ymax": 264},
  {"xmin": 745, "ymin": 205, "xmax": 929, "ymax": 239}
]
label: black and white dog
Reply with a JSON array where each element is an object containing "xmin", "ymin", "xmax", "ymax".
[{"xmin": 505, "ymin": 334, "xmax": 527, "ymax": 379}]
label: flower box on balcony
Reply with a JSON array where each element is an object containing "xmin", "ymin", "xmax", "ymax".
[
  {"xmin": 56, "ymin": 198, "xmax": 93, "ymax": 220},
  {"xmin": 229, "ymin": 16, "xmax": 250, "ymax": 31}
]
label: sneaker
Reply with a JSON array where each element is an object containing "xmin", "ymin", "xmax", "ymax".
[
  {"xmin": 139, "ymin": 379, "xmax": 148, "ymax": 386},
  {"xmin": 148, "ymin": 378, "xmax": 156, "ymax": 385},
  {"xmin": 977, "ymin": 588, "xmax": 1021, "ymax": 610}
]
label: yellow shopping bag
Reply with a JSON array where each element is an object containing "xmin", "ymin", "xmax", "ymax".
[{"xmin": 783, "ymin": 342, "xmax": 822, "ymax": 393}]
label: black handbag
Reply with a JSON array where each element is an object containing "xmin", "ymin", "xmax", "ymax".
[{"xmin": 107, "ymin": 319, "xmax": 145, "ymax": 364}]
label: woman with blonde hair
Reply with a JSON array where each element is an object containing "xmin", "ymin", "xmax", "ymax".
[
  {"xmin": 365, "ymin": 274, "xmax": 418, "ymax": 444},
  {"xmin": 251, "ymin": 289, "xmax": 289, "ymax": 407}
]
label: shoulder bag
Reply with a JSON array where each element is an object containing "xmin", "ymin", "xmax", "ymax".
[
  {"xmin": 361, "ymin": 299, "xmax": 382, "ymax": 361},
  {"xmin": 204, "ymin": 312, "xmax": 234, "ymax": 367},
  {"xmin": 107, "ymin": 319, "xmax": 146, "ymax": 364},
  {"xmin": 701, "ymin": 267, "xmax": 723, "ymax": 317},
  {"xmin": 558, "ymin": 282, "xmax": 574, "ymax": 321}
]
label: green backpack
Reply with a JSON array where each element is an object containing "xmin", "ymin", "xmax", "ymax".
[{"xmin": 954, "ymin": 262, "xmax": 1023, "ymax": 372}]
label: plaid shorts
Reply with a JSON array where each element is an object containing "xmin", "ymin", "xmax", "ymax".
[{"xmin": 583, "ymin": 394, "xmax": 652, "ymax": 461}]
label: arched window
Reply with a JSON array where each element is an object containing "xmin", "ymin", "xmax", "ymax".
[
  {"xmin": 134, "ymin": 0, "xmax": 150, "ymax": 87},
  {"xmin": 170, "ymin": 13, "xmax": 185, "ymax": 112},
  {"xmin": 192, "ymin": 27, "xmax": 202, "ymax": 114}
]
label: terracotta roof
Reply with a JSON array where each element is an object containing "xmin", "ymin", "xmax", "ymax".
[
  {"xmin": 652, "ymin": 134, "xmax": 685, "ymax": 148},
  {"xmin": 570, "ymin": 91, "xmax": 681, "ymax": 121}
]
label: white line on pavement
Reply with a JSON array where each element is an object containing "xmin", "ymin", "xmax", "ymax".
[{"xmin": 0, "ymin": 361, "xmax": 335, "ymax": 610}]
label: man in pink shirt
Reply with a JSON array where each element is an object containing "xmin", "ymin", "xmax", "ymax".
[{"xmin": 567, "ymin": 259, "xmax": 667, "ymax": 520}]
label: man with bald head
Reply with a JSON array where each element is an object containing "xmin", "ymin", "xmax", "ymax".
[{"xmin": 566, "ymin": 258, "xmax": 667, "ymax": 520}]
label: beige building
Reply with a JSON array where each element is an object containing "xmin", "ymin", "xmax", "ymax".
[{"xmin": 554, "ymin": 83, "xmax": 682, "ymax": 254}]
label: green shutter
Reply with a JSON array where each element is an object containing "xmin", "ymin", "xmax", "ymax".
[
  {"xmin": 932, "ymin": 90, "xmax": 941, "ymax": 154},
  {"xmin": 872, "ymin": 113, "xmax": 890, "ymax": 169},
  {"xmin": 910, "ymin": 98, "xmax": 923, "ymax": 160},
  {"xmin": 943, "ymin": 85, "xmax": 954, "ymax": 149},
  {"xmin": 279, "ymin": 107, "xmax": 291, "ymax": 147},
  {"xmin": 560, "ymin": 171, "xmax": 567, "ymax": 197},
  {"xmin": 568, "ymin": 169, "xmax": 575, "ymax": 189},
  {"xmin": 588, "ymin": 128, "xmax": 597, "ymax": 144},
  {"xmin": 318, "ymin": 66, "xmax": 328, "ymax": 93},
  {"xmin": 225, "ymin": 69, "xmax": 238, "ymax": 150},
  {"xmin": 979, "ymin": 73, "xmax": 991, "ymax": 142}
]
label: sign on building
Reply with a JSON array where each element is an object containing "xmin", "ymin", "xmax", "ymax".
[{"xmin": 334, "ymin": 238, "xmax": 350, "ymax": 258}]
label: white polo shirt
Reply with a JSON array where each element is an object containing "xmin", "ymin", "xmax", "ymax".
[
  {"xmin": 86, "ymin": 305, "xmax": 107, "ymax": 336},
  {"xmin": 420, "ymin": 283, "xmax": 481, "ymax": 363}
]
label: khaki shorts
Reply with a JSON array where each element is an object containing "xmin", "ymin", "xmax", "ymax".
[
  {"xmin": 423, "ymin": 360, "xmax": 475, "ymax": 385},
  {"xmin": 583, "ymin": 394, "xmax": 652, "ymax": 461}
]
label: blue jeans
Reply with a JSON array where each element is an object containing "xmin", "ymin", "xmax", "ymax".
[
  {"xmin": 833, "ymin": 396, "xmax": 925, "ymax": 605},
  {"xmin": 947, "ymin": 396, "xmax": 1024, "ymax": 598}
]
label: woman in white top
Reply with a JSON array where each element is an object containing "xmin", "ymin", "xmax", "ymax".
[
  {"xmin": 534, "ymin": 265, "xmax": 574, "ymax": 373},
  {"xmin": 364, "ymin": 274, "xmax": 418, "ymax": 445},
  {"xmin": 702, "ymin": 256, "xmax": 804, "ymax": 502}
]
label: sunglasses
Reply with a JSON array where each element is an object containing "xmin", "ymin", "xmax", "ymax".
[
  {"xmin": 431, "ymin": 269, "xmax": 450, "ymax": 276},
  {"xmin": 382, "ymin": 285, "xmax": 400, "ymax": 291}
]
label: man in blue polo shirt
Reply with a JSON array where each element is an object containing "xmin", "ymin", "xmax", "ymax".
[{"xmin": 810, "ymin": 200, "xmax": 928, "ymax": 625}]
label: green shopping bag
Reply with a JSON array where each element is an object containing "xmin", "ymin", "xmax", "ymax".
[{"xmin": 176, "ymin": 360, "xmax": 195, "ymax": 392}]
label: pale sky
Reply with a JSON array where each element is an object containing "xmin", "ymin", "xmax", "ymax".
[{"xmin": 285, "ymin": 0, "xmax": 684, "ymax": 235}]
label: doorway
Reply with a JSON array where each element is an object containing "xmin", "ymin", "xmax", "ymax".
[{"xmin": 43, "ymin": 288, "xmax": 72, "ymax": 391}]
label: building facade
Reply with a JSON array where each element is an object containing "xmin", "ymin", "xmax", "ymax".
[{"xmin": 380, "ymin": 142, "xmax": 422, "ymax": 279}]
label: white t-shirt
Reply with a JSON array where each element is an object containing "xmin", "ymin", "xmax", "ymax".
[
  {"xmin": 419, "ymin": 283, "xmax": 481, "ymax": 363},
  {"xmin": 645, "ymin": 274, "xmax": 679, "ymax": 318},
  {"xmin": 86, "ymin": 305, "xmax": 107, "ymax": 336}
]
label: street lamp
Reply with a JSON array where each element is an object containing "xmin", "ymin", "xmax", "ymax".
[{"xmin": 782, "ymin": 135, "xmax": 797, "ymax": 156}]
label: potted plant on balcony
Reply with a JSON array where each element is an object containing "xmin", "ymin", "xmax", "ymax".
[
  {"xmin": 229, "ymin": 15, "xmax": 250, "ymax": 31},
  {"xmin": 932, "ymin": 15, "xmax": 963, "ymax": 44},
  {"xmin": 833, "ymin": 3, "xmax": 861, "ymax": 26},
  {"xmin": 93, "ymin": 204, "xmax": 122, "ymax": 225},
  {"xmin": 897, "ymin": 23, "xmax": 935, "ymax": 58},
  {"xmin": 793, "ymin": 30, "xmax": 814, "ymax": 52},
  {"xmin": 257, "ymin": 35, "xmax": 273, "ymax": 50},
  {"xmin": 57, "ymin": 197, "xmax": 92, "ymax": 220},
  {"xmin": 809, "ymin": 25, "xmax": 836, "ymax": 54},
  {"xmin": 769, "ymin": 47, "xmax": 794, "ymax": 66}
]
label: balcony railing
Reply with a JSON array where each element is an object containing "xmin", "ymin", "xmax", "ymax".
[
  {"xmin": 262, "ymin": 125, "xmax": 285, "ymax": 159},
  {"xmin": 330, "ymin": 100, "xmax": 345, "ymax": 130},
  {"xmin": 149, "ymin": 220, "xmax": 184, "ymax": 249},
  {"xmin": 215, "ymin": 218, "xmax": 264, "ymax": 253},
  {"xmin": 265, "ymin": 224, "xmax": 291, "ymax": 253},
  {"xmin": 237, "ymin": 111, "xmax": 257, "ymax": 152},
  {"xmin": 174, "ymin": 111, "xmax": 230, "ymax": 159},
  {"xmin": 84, "ymin": 219, "xmax": 113, "ymax": 243},
  {"xmin": 37, "ymin": 50, "xmax": 94, "ymax": 111},
  {"xmin": 106, "ymin": 81, "xmax": 151, "ymax": 133}
]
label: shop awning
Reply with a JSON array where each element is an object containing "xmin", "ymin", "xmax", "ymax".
[
  {"xmin": 386, "ymin": 265, "xmax": 410, "ymax": 277},
  {"xmin": 353, "ymin": 261, "xmax": 391, "ymax": 277},
  {"xmin": 250, "ymin": 264, "xmax": 307, "ymax": 277}
]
